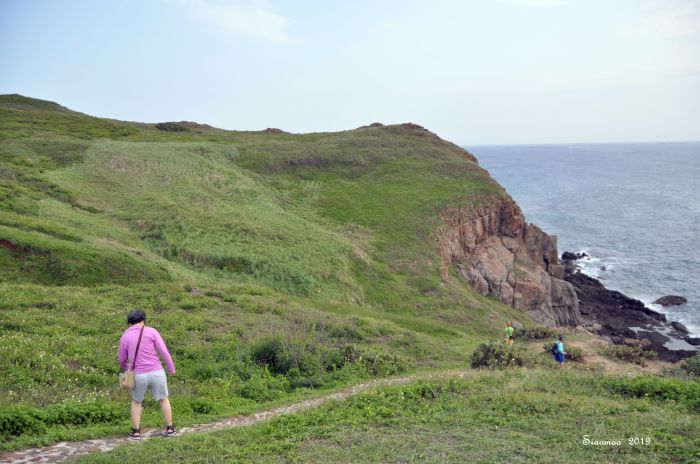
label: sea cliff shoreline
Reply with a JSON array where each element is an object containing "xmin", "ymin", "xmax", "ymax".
[{"xmin": 562, "ymin": 254, "xmax": 699, "ymax": 363}]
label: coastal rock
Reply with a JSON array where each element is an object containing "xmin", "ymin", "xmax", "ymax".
[
  {"xmin": 671, "ymin": 321, "xmax": 689, "ymax": 334},
  {"xmin": 565, "ymin": 270, "xmax": 696, "ymax": 362},
  {"xmin": 562, "ymin": 251, "xmax": 588, "ymax": 261},
  {"xmin": 653, "ymin": 295, "xmax": 687, "ymax": 307},
  {"xmin": 437, "ymin": 198, "xmax": 581, "ymax": 327}
]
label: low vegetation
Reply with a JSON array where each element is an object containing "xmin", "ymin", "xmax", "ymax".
[
  {"xmin": 518, "ymin": 325, "xmax": 556, "ymax": 339},
  {"xmin": 603, "ymin": 345, "xmax": 658, "ymax": 367},
  {"xmin": 75, "ymin": 370, "xmax": 700, "ymax": 464},
  {"xmin": 470, "ymin": 341, "xmax": 527, "ymax": 368}
]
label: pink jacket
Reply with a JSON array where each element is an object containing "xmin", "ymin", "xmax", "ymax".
[{"xmin": 118, "ymin": 325, "xmax": 176, "ymax": 375}]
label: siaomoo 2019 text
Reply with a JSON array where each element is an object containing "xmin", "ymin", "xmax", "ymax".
[{"xmin": 582, "ymin": 436, "xmax": 651, "ymax": 446}]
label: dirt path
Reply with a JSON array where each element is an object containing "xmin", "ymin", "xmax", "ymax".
[
  {"xmin": 0, "ymin": 370, "xmax": 472, "ymax": 464},
  {"xmin": 524, "ymin": 329, "xmax": 673, "ymax": 375}
]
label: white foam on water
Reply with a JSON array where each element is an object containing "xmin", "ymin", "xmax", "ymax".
[
  {"xmin": 572, "ymin": 249, "xmax": 620, "ymax": 280},
  {"xmin": 630, "ymin": 325, "xmax": 698, "ymax": 351},
  {"xmin": 654, "ymin": 325, "xmax": 700, "ymax": 351},
  {"xmin": 664, "ymin": 338, "xmax": 698, "ymax": 351},
  {"xmin": 475, "ymin": 143, "xmax": 700, "ymax": 342},
  {"xmin": 574, "ymin": 252, "xmax": 700, "ymax": 339}
]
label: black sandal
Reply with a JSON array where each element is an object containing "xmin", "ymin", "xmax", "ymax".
[
  {"xmin": 164, "ymin": 425, "xmax": 176, "ymax": 437},
  {"xmin": 129, "ymin": 428, "xmax": 141, "ymax": 441}
]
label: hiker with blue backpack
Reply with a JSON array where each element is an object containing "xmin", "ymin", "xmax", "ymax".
[{"xmin": 551, "ymin": 336, "xmax": 566, "ymax": 368}]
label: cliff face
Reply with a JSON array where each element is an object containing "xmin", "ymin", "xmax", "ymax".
[{"xmin": 437, "ymin": 198, "xmax": 581, "ymax": 327}]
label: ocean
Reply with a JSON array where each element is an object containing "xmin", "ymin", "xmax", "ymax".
[{"xmin": 468, "ymin": 142, "xmax": 700, "ymax": 336}]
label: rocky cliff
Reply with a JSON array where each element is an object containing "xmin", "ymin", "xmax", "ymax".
[{"xmin": 437, "ymin": 198, "xmax": 581, "ymax": 327}]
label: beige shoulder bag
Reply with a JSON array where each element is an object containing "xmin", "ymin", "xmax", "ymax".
[{"xmin": 119, "ymin": 325, "xmax": 145, "ymax": 390}]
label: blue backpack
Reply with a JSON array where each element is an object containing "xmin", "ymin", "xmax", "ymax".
[{"xmin": 550, "ymin": 342, "xmax": 559, "ymax": 355}]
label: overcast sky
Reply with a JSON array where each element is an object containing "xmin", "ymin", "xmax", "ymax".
[{"xmin": 1, "ymin": 0, "xmax": 698, "ymax": 144}]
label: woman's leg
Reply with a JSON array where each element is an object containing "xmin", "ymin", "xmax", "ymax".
[
  {"xmin": 131, "ymin": 400, "xmax": 142, "ymax": 429},
  {"xmin": 160, "ymin": 398, "xmax": 173, "ymax": 426}
]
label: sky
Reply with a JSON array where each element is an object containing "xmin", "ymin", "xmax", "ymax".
[{"xmin": 1, "ymin": 0, "xmax": 698, "ymax": 144}]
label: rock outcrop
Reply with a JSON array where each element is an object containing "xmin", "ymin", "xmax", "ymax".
[
  {"xmin": 653, "ymin": 295, "xmax": 687, "ymax": 307},
  {"xmin": 437, "ymin": 198, "xmax": 581, "ymax": 327},
  {"xmin": 565, "ymin": 270, "xmax": 697, "ymax": 362}
]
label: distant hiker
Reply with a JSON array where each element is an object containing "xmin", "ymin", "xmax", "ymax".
[
  {"xmin": 118, "ymin": 309, "xmax": 176, "ymax": 440},
  {"xmin": 551, "ymin": 336, "xmax": 565, "ymax": 368},
  {"xmin": 504, "ymin": 322, "xmax": 514, "ymax": 346}
]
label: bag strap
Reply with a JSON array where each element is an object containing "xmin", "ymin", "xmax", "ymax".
[{"xmin": 129, "ymin": 325, "xmax": 146, "ymax": 370}]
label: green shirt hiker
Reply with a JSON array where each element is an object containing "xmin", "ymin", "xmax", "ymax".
[{"xmin": 504, "ymin": 325, "xmax": 514, "ymax": 345}]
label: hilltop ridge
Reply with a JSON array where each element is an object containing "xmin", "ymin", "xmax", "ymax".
[{"xmin": 0, "ymin": 93, "xmax": 571, "ymax": 320}]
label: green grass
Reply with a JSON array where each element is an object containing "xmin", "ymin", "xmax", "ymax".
[
  {"xmin": 74, "ymin": 369, "xmax": 700, "ymax": 464},
  {"xmin": 3, "ymin": 94, "xmax": 695, "ymax": 461},
  {"xmin": 0, "ymin": 280, "xmax": 500, "ymax": 451}
]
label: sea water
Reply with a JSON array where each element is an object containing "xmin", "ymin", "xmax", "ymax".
[{"xmin": 468, "ymin": 142, "xmax": 700, "ymax": 335}]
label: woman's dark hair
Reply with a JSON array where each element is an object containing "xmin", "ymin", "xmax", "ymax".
[{"xmin": 127, "ymin": 309, "xmax": 146, "ymax": 325}]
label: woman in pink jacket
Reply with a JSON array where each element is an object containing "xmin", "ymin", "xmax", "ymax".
[{"xmin": 118, "ymin": 309, "xmax": 176, "ymax": 440}]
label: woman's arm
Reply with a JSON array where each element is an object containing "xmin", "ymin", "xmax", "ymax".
[
  {"xmin": 118, "ymin": 337, "xmax": 128, "ymax": 371},
  {"xmin": 154, "ymin": 329, "xmax": 176, "ymax": 375}
]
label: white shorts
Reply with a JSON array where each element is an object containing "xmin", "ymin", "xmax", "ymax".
[{"xmin": 132, "ymin": 369, "xmax": 169, "ymax": 402}]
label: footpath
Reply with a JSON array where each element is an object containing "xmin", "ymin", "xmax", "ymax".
[{"xmin": 1, "ymin": 370, "xmax": 472, "ymax": 463}]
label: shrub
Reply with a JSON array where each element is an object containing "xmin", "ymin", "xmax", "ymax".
[
  {"xmin": 286, "ymin": 367, "xmax": 325, "ymax": 389},
  {"xmin": 0, "ymin": 406, "xmax": 46, "ymax": 438},
  {"xmin": 681, "ymin": 354, "xmax": 700, "ymax": 377},
  {"xmin": 0, "ymin": 401, "xmax": 124, "ymax": 439},
  {"xmin": 358, "ymin": 348, "xmax": 406, "ymax": 376},
  {"xmin": 519, "ymin": 326, "xmax": 556, "ymax": 340},
  {"xmin": 328, "ymin": 323, "xmax": 366, "ymax": 341},
  {"xmin": 43, "ymin": 401, "xmax": 123, "ymax": 427},
  {"xmin": 602, "ymin": 375, "xmax": 700, "ymax": 411},
  {"xmin": 565, "ymin": 347, "xmax": 584, "ymax": 362},
  {"xmin": 661, "ymin": 355, "xmax": 700, "ymax": 379},
  {"xmin": 603, "ymin": 345, "xmax": 657, "ymax": 366},
  {"xmin": 190, "ymin": 398, "xmax": 214, "ymax": 415},
  {"xmin": 249, "ymin": 335, "xmax": 327, "ymax": 382},
  {"xmin": 155, "ymin": 122, "xmax": 189, "ymax": 132},
  {"xmin": 249, "ymin": 335, "xmax": 288, "ymax": 374},
  {"xmin": 236, "ymin": 370, "xmax": 291, "ymax": 402},
  {"xmin": 471, "ymin": 342, "xmax": 526, "ymax": 369}
]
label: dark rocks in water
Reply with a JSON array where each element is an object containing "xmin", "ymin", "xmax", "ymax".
[
  {"xmin": 562, "ymin": 251, "xmax": 589, "ymax": 261},
  {"xmin": 600, "ymin": 266, "xmax": 607, "ymax": 271},
  {"xmin": 564, "ymin": 270, "xmax": 695, "ymax": 362},
  {"xmin": 653, "ymin": 295, "xmax": 687, "ymax": 307},
  {"xmin": 671, "ymin": 321, "xmax": 690, "ymax": 333},
  {"xmin": 687, "ymin": 337, "xmax": 700, "ymax": 346}
]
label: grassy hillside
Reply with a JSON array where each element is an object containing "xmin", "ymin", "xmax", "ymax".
[
  {"xmin": 1, "ymin": 95, "xmax": 697, "ymax": 461},
  {"xmin": 0, "ymin": 94, "xmax": 523, "ymax": 449}
]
